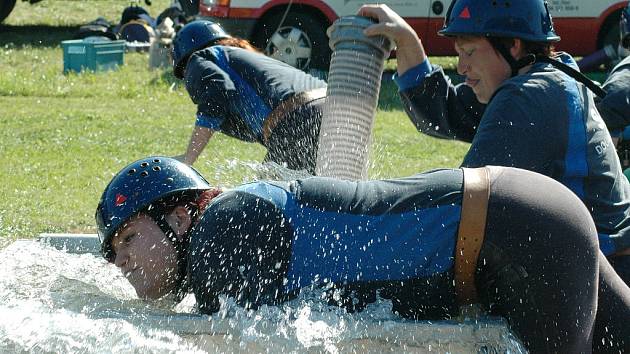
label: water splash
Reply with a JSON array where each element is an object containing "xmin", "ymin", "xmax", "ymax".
[
  {"xmin": 0, "ymin": 240, "xmax": 527, "ymax": 353},
  {"xmin": 205, "ymin": 159, "xmax": 312, "ymax": 187}
]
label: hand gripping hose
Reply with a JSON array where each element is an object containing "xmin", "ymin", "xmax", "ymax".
[{"xmin": 315, "ymin": 16, "xmax": 393, "ymax": 180}]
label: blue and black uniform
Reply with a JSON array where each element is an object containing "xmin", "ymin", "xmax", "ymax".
[
  {"xmin": 597, "ymin": 55, "xmax": 630, "ymax": 283},
  {"xmin": 394, "ymin": 54, "xmax": 630, "ymax": 281},
  {"xmin": 186, "ymin": 167, "xmax": 629, "ymax": 353},
  {"xmin": 184, "ymin": 46, "xmax": 327, "ymax": 173}
]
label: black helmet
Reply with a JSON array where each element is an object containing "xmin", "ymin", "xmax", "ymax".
[
  {"xmin": 95, "ymin": 156, "xmax": 210, "ymax": 261},
  {"xmin": 439, "ymin": 0, "xmax": 560, "ymax": 42},
  {"xmin": 172, "ymin": 20, "xmax": 230, "ymax": 79},
  {"xmin": 121, "ymin": 5, "xmax": 151, "ymax": 27}
]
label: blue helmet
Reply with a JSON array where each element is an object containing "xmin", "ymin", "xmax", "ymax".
[
  {"xmin": 95, "ymin": 156, "xmax": 211, "ymax": 261},
  {"xmin": 172, "ymin": 20, "xmax": 230, "ymax": 79},
  {"xmin": 439, "ymin": 0, "xmax": 560, "ymax": 42},
  {"xmin": 621, "ymin": 2, "xmax": 630, "ymax": 50}
]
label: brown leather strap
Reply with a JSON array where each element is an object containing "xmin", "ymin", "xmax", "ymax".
[
  {"xmin": 615, "ymin": 247, "xmax": 630, "ymax": 256},
  {"xmin": 455, "ymin": 167, "xmax": 491, "ymax": 305},
  {"xmin": 262, "ymin": 88, "xmax": 327, "ymax": 143}
]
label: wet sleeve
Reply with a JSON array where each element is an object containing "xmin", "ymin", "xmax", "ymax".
[
  {"xmin": 398, "ymin": 65, "xmax": 485, "ymax": 142},
  {"xmin": 461, "ymin": 85, "xmax": 558, "ymax": 174},
  {"xmin": 393, "ymin": 58, "xmax": 433, "ymax": 91},
  {"xmin": 187, "ymin": 191, "xmax": 293, "ymax": 314},
  {"xmin": 184, "ymin": 54, "xmax": 234, "ymax": 127},
  {"xmin": 195, "ymin": 112, "xmax": 224, "ymax": 130},
  {"xmin": 597, "ymin": 64, "xmax": 630, "ymax": 131}
]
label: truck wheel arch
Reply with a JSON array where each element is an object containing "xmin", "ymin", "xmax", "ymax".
[
  {"xmin": 253, "ymin": 0, "xmax": 337, "ymax": 24},
  {"xmin": 596, "ymin": 3, "xmax": 626, "ymax": 49},
  {"xmin": 251, "ymin": 3, "xmax": 335, "ymax": 70}
]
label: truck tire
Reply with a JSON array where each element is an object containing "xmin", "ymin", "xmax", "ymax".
[
  {"xmin": 254, "ymin": 11, "xmax": 331, "ymax": 71},
  {"xmin": 600, "ymin": 21, "xmax": 621, "ymax": 50},
  {"xmin": 598, "ymin": 11, "xmax": 623, "ymax": 70},
  {"xmin": 0, "ymin": 0, "xmax": 17, "ymax": 24},
  {"xmin": 177, "ymin": 0, "xmax": 199, "ymax": 17}
]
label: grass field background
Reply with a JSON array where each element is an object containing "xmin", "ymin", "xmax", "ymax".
[{"xmin": 0, "ymin": 1, "xmax": 470, "ymax": 238}]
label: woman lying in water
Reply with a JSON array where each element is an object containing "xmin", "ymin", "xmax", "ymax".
[{"xmin": 96, "ymin": 156, "xmax": 630, "ymax": 353}]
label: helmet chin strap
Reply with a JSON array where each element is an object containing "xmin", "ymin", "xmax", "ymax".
[
  {"xmin": 488, "ymin": 37, "xmax": 607, "ymax": 99},
  {"xmin": 149, "ymin": 208, "xmax": 197, "ymax": 302},
  {"xmin": 487, "ymin": 37, "xmax": 536, "ymax": 77}
]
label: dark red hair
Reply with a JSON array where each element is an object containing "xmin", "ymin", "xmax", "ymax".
[{"xmin": 212, "ymin": 37, "xmax": 262, "ymax": 53}]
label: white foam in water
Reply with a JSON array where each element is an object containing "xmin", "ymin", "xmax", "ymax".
[
  {"xmin": 38, "ymin": 233, "xmax": 101, "ymax": 254},
  {"xmin": 0, "ymin": 239, "xmax": 527, "ymax": 353}
]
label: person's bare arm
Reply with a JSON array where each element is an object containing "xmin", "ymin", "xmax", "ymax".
[{"xmin": 183, "ymin": 126, "xmax": 214, "ymax": 165}]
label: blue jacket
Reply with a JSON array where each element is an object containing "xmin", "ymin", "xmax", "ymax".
[
  {"xmin": 184, "ymin": 46, "xmax": 327, "ymax": 144},
  {"xmin": 396, "ymin": 54, "xmax": 630, "ymax": 255},
  {"xmin": 187, "ymin": 169, "xmax": 463, "ymax": 315}
]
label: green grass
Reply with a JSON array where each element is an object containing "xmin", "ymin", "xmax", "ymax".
[{"xmin": 0, "ymin": 1, "xmax": 469, "ymax": 239}]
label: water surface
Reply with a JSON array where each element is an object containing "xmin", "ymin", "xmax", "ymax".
[{"xmin": 0, "ymin": 238, "xmax": 527, "ymax": 353}]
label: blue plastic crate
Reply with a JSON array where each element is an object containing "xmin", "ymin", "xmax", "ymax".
[{"xmin": 61, "ymin": 39, "xmax": 125, "ymax": 73}]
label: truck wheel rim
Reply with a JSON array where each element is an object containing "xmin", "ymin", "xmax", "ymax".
[{"xmin": 265, "ymin": 26, "xmax": 312, "ymax": 69}]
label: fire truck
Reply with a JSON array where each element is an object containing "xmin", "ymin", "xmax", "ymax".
[{"xmin": 196, "ymin": 0, "xmax": 627, "ymax": 70}]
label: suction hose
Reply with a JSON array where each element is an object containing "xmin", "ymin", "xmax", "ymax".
[{"xmin": 315, "ymin": 16, "xmax": 393, "ymax": 180}]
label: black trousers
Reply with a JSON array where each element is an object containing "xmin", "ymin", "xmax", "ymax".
[
  {"xmin": 608, "ymin": 254, "xmax": 630, "ymax": 285},
  {"xmin": 264, "ymin": 97, "xmax": 324, "ymax": 175},
  {"xmin": 478, "ymin": 167, "xmax": 630, "ymax": 353},
  {"xmin": 382, "ymin": 167, "xmax": 629, "ymax": 353}
]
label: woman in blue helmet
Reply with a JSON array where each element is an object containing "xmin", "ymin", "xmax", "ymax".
[
  {"xmin": 172, "ymin": 20, "xmax": 327, "ymax": 174},
  {"xmin": 359, "ymin": 1, "xmax": 630, "ymax": 285},
  {"xmin": 96, "ymin": 156, "xmax": 630, "ymax": 353}
]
